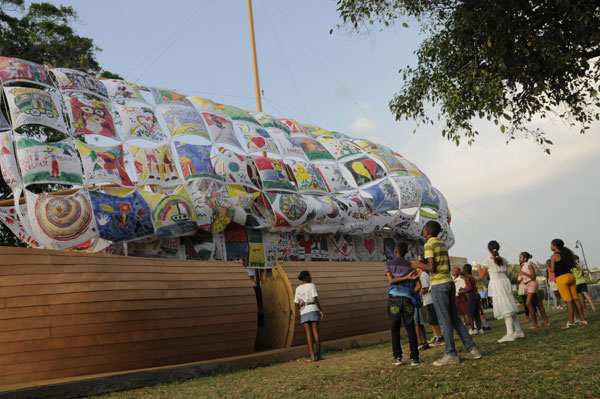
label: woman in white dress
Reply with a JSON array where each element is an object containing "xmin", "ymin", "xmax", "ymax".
[{"xmin": 476, "ymin": 240, "xmax": 524, "ymax": 343}]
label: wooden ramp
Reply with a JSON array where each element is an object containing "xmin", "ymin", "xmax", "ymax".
[
  {"xmin": 0, "ymin": 247, "xmax": 257, "ymax": 386},
  {"xmin": 278, "ymin": 261, "xmax": 388, "ymax": 347}
]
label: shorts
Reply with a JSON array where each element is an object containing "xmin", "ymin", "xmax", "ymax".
[
  {"xmin": 526, "ymin": 281, "xmax": 538, "ymax": 295},
  {"xmin": 414, "ymin": 306, "xmax": 426, "ymax": 325},
  {"xmin": 466, "ymin": 293, "xmax": 481, "ymax": 317},
  {"xmin": 576, "ymin": 283, "xmax": 588, "ymax": 294},
  {"xmin": 549, "ymin": 281, "xmax": 558, "ymax": 292},
  {"xmin": 456, "ymin": 294, "xmax": 467, "ymax": 316},
  {"xmin": 556, "ymin": 273, "xmax": 578, "ymax": 302},
  {"xmin": 426, "ymin": 303, "xmax": 439, "ymax": 325},
  {"xmin": 301, "ymin": 310, "xmax": 321, "ymax": 324}
]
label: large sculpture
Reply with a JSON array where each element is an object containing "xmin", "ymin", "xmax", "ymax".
[{"xmin": 0, "ymin": 56, "xmax": 454, "ymax": 266}]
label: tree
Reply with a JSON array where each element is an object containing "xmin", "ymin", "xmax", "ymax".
[
  {"xmin": 334, "ymin": 0, "xmax": 600, "ymax": 151},
  {"xmin": 0, "ymin": 1, "xmax": 120, "ymax": 246}
]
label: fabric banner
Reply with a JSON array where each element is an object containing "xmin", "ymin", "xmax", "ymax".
[
  {"xmin": 201, "ymin": 111, "xmax": 241, "ymax": 148},
  {"xmin": 186, "ymin": 179, "xmax": 235, "ymax": 234},
  {"xmin": 151, "ymin": 87, "xmax": 191, "ymax": 105},
  {"xmin": 369, "ymin": 151, "xmax": 408, "ymax": 174},
  {"xmin": 354, "ymin": 235, "xmax": 383, "ymax": 261},
  {"xmin": 141, "ymin": 186, "xmax": 197, "ymax": 237},
  {"xmin": 265, "ymin": 192, "xmax": 315, "ymax": 233},
  {"xmin": 335, "ymin": 192, "xmax": 374, "ymax": 234},
  {"xmin": 0, "ymin": 57, "xmax": 53, "ymax": 87},
  {"xmin": 0, "ymin": 132, "xmax": 22, "ymax": 187},
  {"xmin": 329, "ymin": 234, "xmax": 356, "ymax": 261},
  {"xmin": 15, "ymin": 135, "xmax": 83, "ymax": 185},
  {"xmin": 313, "ymin": 162, "xmax": 353, "ymax": 192},
  {"xmin": 353, "ymin": 139, "xmax": 393, "ymax": 154},
  {"xmin": 115, "ymin": 104, "xmax": 168, "ymax": 142},
  {"xmin": 211, "ymin": 147, "xmax": 256, "ymax": 187},
  {"xmin": 278, "ymin": 118, "xmax": 309, "ymax": 136},
  {"xmin": 101, "ymin": 78, "xmax": 148, "ymax": 104},
  {"xmin": 360, "ymin": 178, "xmax": 399, "ymax": 214},
  {"xmin": 303, "ymin": 195, "xmax": 342, "ymax": 234},
  {"xmin": 174, "ymin": 141, "xmax": 217, "ymax": 180},
  {"xmin": 157, "ymin": 103, "xmax": 209, "ymax": 139},
  {"xmin": 317, "ymin": 137, "xmax": 362, "ymax": 160},
  {"xmin": 289, "ymin": 137, "xmax": 335, "ymax": 161},
  {"xmin": 251, "ymin": 155, "xmax": 295, "ymax": 192},
  {"xmin": 131, "ymin": 143, "xmax": 181, "ymax": 186},
  {"xmin": 50, "ymin": 68, "xmax": 108, "ymax": 98},
  {"xmin": 237, "ymin": 121, "xmax": 278, "ymax": 154},
  {"xmin": 212, "ymin": 232, "xmax": 226, "ymax": 260},
  {"xmin": 343, "ymin": 155, "xmax": 386, "ymax": 186},
  {"xmin": 285, "ymin": 159, "xmax": 328, "ymax": 194},
  {"xmin": 4, "ymin": 87, "xmax": 68, "ymax": 133},
  {"xmin": 224, "ymin": 223, "xmax": 248, "ymax": 263},
  {"xmin": 247, "ymin": 228, "xmax": 265, "ymax": 268},
  {"xmin": 181, "ymin": 230, "xmax": 215, "ymax": 260},
  {"xmin": 0, "ymin": 97, "xmax": 10, "ymax": 131},
  {"xmin": 249, "ymin": 111, "xmax": 291, "ymax": 134},
  {"xmin": 0, "ymin": 204, "xmax": 40, "ymax": 247},
  {"xmin": 296, "ymin": 234, "xmax": 329, "ymax": 261},
  {"xmin": 221, "ymin": 105, "xmax": 261, "ymax": 125},
  {"xmin": 263, "ymin": 232, "xmax": 298, "ymax": 267},
  {"xmin": 89, "ymin": 189, "xmax": 155, "ymax": 242},
  {"xmin": 76, "ymin": 140, "xmax": 134, "ymax": 186},
  {"xmin": 25, "ymin": 190, "xmax": 98, "ymax": 250},
  {"xmin": 128, "ymin": 237, "xmax": 181, "ymax": 258},
  {"xmin": 65, "ymin": 95, "xmax": 116, "ymax": 138},
  {"xmin": 304, "ymin": 124, "xmax": 335, "ymax": 138},
  {"xmin": 267, "ymin": 128, "xmax": 307, "ymax": 160}
]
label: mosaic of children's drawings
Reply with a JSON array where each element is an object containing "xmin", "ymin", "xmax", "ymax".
[{"xmin": 0, "ymin": 56, "xmax": 454, "ymax": 266}]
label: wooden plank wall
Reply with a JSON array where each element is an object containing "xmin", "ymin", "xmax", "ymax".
[
  {"xmin": 0, "ymin": 247, "xmax": 257, "ymax": 386},
  {"xmin": 279, "ymin": 262, "xmax": 388, "ymax": 348}
]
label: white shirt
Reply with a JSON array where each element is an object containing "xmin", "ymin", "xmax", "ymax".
[
  {"xmin": 294, "ymin": 283, "xmax": 319, "ymax": 315},
  {"xmin": 453, "ymin": 275, "xmax": 466, "ymax": 297},
  {"xmin": 420, "ymin": 272, "xmax": 432, "ymax": 306}
]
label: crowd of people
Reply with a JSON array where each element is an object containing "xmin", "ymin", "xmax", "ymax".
[{"xmin": 293, "ymin": 220, "xmax": 595, "ymax": 365}]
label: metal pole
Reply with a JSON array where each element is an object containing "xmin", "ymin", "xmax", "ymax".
[
  {"xmin": 576, "ymin": 240, "xmax": 590, "ymax": 272},
  {"xmin": 247, "ymin": 0, "xmax": 263, "ymax": 112}
]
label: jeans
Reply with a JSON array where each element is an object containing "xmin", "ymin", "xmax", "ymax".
[
  {"xmin": 388, "ymin": 296, "xmax": 419, "ymax": 360},
  {"xmin": 431, "ymin": 281, "xmax": 475, "ymax": 356}
]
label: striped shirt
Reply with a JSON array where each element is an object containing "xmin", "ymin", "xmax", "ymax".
[{"xmin": 424, "ymin": 237, "xmax": 452, "ymax": 285}]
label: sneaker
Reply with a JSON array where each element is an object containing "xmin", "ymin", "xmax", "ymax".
[
  {"xmin": 477, "ymin": 329, "xmax": 484, "ymax": 335},
  {"xmin": 482, "ymin": 326, "xmax": 492, "ymax": 331},
  {"xmin": 433, "ymin": 353, "xmax": 460, "ymax": 366},
  {"xmin": 392, "ymin": 357, "xmax": 403, "ymax": 366},
  {"xmin": 466, "ymin": 346, "xmax": 482, "ymax": 360},
  {"xmin": 497, "ymin": 335, "xmax": 515, "ymax": 343},
  {"xmin": 418, "ymin": 343, "xmax": 430, "ymax": 351},
  {"xmin": 433, "ymin": 337, "xmax": 445, "ymax": 346},
  {"xmin": 427, "ymin": 336, "xmax": 437, "ymax": 344},
  {"xmin": 515, "ymin": 331, "xmax": 525, "ymax": 339},
  {"xmin": 468, "ymin": 328, "xmax": 477, "ymax": 335},
  {"xmin": 411, "ymin": 358, "xmax": 425, "ymax": 366}
]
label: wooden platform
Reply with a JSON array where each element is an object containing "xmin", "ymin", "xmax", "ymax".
[
  {"xmin": 0, "ymin": 247, "xmax": 257, "ymax": 386},
  {"xmin": 278, "ymin": 261, "xmax": 388, "ymax": 347}
]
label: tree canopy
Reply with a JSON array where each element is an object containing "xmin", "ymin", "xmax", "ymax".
[{"xmin": 334, "ymin": 0, "xmax": 600, "ymax": 151}]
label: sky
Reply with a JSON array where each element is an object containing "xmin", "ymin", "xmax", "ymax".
[{"xmin": 28, "ymin": 0, "xmax": 600, "ymax": 267}]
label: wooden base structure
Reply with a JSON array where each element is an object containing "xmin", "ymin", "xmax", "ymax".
[{"xmin": 0, "ymin": 247, "xmax": 257, "ymax": 386}]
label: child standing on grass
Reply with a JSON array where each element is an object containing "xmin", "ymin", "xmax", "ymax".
[
  {"xmin": 411, "ymin": 221, "xmax": 481, "ymax": 366},
  {"xmin": 452, "ymin": 267, "xmax": 467, "ymax": 324},
  {"xmin": 572, "ymin": 258, "xmax": 596, "ymax": 313},
  {"xmin": 462, "ymin": 264, "xmax": 483, "ymax": 335},
  {"xmin": 477, "ymin": 241, "xmax": 524, "ymax": 343},
  {"xmin": 294, "ymin": 270, "xmax": 324, "ymax": 362},
  {"xmin": 420, "ymin": 270, "xmax": 444, "ymax": 347},
  {"xmin": 385, "ymin": 242, "xmax": 423, "ymax": 366},
  {"xmin": 517, "ymin": 252, "xmax": 549, "ymax": 328},
  {"xmin": 413, "ymin": 269, "xmax": 430, "ymax": 351}
]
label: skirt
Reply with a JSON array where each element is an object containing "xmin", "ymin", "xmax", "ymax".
[
  {"xmin": 488, "ymin": 276, "xmax": 519, "ymax": 319},
  {"xmin": 301, "ymin": 310, "xmax": 321, "ymax": 324}
]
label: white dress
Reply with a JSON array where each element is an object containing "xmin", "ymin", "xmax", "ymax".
[{"xmin": 483, "ymin": 257, "xmax": 519, "ymax": 319}]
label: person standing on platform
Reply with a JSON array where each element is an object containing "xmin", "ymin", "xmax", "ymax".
[{"xmin": 411, "ymin": 221, "xmax": 481, "ymax": 366}]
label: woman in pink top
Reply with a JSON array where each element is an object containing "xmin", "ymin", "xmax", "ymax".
[{"xmin": 517, "ymin": 252, "xmax": 549, "ymax": 329}]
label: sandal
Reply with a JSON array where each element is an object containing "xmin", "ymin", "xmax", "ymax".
[
  {"xmin": 543, "ymin": 321, "xmax": 550, "ymax": 327},
  {"xmin": 579, "ymin": 320, "xmax": 588, "ymax": 326},
  {"xmin": 561, "ymin": 323, "xmax": 578, "ymax": 329},
  {"xmin": 529, "ymin": 324, "xmax": 540, "ymax": 330}
]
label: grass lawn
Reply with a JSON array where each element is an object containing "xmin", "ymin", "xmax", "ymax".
[{"xmin": 91, "ymin": 307, "xmax": 600, "ymax": 399}]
